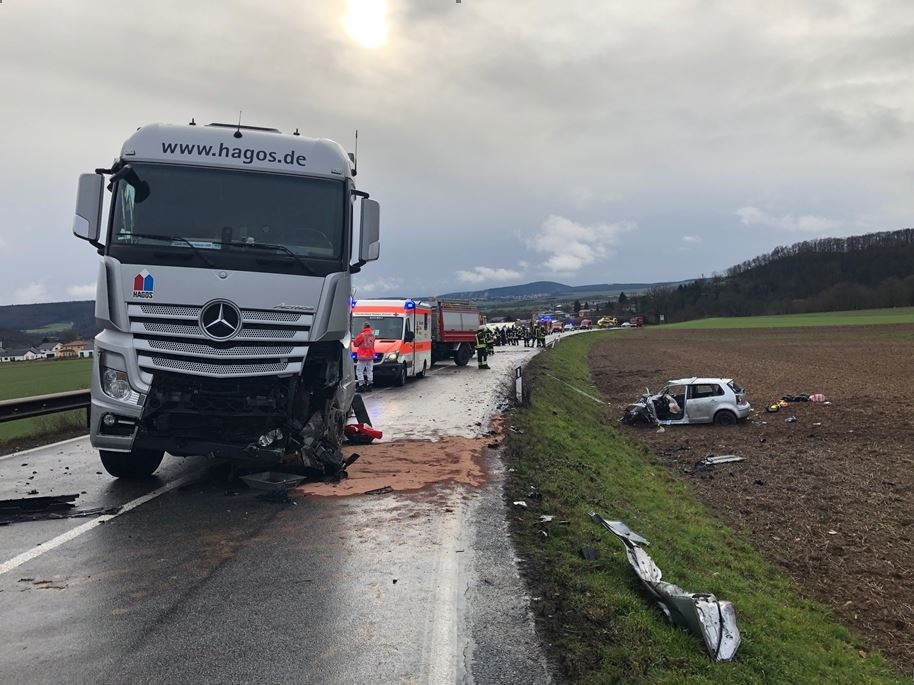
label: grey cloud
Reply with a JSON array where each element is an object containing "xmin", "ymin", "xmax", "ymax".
[{"xmin": 1, "ymin": 0, "xmax": 913, "ymax": 302}]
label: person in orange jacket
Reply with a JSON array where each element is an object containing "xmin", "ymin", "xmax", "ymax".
[{"xmin": 353, "ymin": 321, "xmax": 376, "ymax": 391}]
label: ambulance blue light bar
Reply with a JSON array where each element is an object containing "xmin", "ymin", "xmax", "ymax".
[{"xmin": 404, "ymin": 300, "xmax": 416, "ymax": 310}]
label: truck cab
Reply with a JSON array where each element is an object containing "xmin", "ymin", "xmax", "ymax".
[
  {"xmin": 350, "ymin": 299, "xmax": 432, "ymax": 386},
  {"xmin": 72, "ymin": 122, "xmax": 381, "ymax": 478}
]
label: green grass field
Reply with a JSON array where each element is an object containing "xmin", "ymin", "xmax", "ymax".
[
  {"xmin": 663, "ymin": 307, "xmax": 914, "ymax": 330},
  {"xmin": 0, "ymin": 358, "xmax": 92, "ymax": 449},
  {"xmin": 503, "ymin": 334, "xmax": 903, "ymax": 683},
  {"xmin": 24, "ymin": 321, "xmax": 74, "ymax": 334}
]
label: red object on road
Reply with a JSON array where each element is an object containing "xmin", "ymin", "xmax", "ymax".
[{"xmin": 345, "ymin": 423, "xmax": 384, "ymax": 440}]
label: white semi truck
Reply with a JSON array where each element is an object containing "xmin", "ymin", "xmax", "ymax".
[{"xmin": 72, "ymin": 122, "xmax": 380, "ymax": 478}]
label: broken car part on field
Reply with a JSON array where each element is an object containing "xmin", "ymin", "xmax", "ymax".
[
  {"xmin": 589, "ymin": 512, "xmax": 741, "ymax": 661},
  {"xmin": 684, "ymin": 455, "xmax": 744, "ymax": 474}
]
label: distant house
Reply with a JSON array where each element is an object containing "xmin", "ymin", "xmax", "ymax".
[
  {"xmin": 21, "ymin": 348, "xmax": 44, "ymax": 361},
  {"xmin": 57, "ymin": 340, "xmax": 88, "ymax": 359},
  {"xmin": 36, "ymin": 341, "xmax": 62, "ymax": 359},
  {"xmin": 79, "ymin": 341, "xmax": 95, "ymax": 358}
]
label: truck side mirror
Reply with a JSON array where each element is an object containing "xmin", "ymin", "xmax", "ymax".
[
  {"xmin": 73, "ymin": 173, "xmax": 104, "ymax": 246},
  {"xmin": 359, "ymin": 198, "xmax": 380, "ymax": 262}
]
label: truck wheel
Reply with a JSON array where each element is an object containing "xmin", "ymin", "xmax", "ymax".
[
  {"xmin": 713, "ymin": 410, "xmax": 738, "ymax": 426},
  {"xmin": 99, "ymin": 448, "xmax": 165, "ymax": 479},
  {"xmin": 454, "ymin": 344, "xmax": 472, "ymax": 367},
  {"xmin": 395, "ymin": 363, "xmax": 407, "ymax": 387}
]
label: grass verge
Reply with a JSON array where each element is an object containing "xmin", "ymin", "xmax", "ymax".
[
  {"xmin": 0, "ymin": 358, "xmax": 92, "ymax": 452},
  {"xmin": 503, "ymin": 333, "xmax": 904, "ymax": 684},
  {"xmin": 662, "ymin": 307, "xmax": 914, "ymax": 329}
]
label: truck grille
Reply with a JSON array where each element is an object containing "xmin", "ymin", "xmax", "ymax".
[
  {"xmin": 128, "ymin": 303, "xmax": 312, "ymax": 378},
  {"xmin": 147, "ymin": 357, "xmax": 290, "ymax": 376}
]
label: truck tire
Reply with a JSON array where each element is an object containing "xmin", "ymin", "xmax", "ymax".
[
  {"xmin": 454, "ymin": 343, "xmax": 472, "ymax": 367},
  {"xmin": 395, "ymin": 363, "xmax": 407, "ymax": 387},
  {"xmin": 99, "ymin": 448, "xmax": 165, "ymax": 479}
]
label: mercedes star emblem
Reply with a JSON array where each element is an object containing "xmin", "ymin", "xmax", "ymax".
[{"xmin": 199, "ymin": 300, "xmax": 242, "ymax": 340}]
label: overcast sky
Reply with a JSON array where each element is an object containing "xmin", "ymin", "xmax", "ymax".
[{"xmin": 1, "ymin": 0, "xmax": 913, "ymax": 304}]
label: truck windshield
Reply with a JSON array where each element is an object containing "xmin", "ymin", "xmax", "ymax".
[
  {"xmin": 110, "ymin": 163, "xmax": 345, "ymax": 262},
  {"xmin": 351, "ymin": 316, "xmax": 404, "ymax": 340}
]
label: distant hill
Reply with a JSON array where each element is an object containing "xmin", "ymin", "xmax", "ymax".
[
  {"xmin": 0, "ymin": 301, "xmax": 97, "ymax": 342},
  {"xmin": 441, "ymin": 280, "xmax": 681, "ymax": 300},
  {"xmin": 640, "ymin": 229, "xmax": 914, "ymax": 322}
]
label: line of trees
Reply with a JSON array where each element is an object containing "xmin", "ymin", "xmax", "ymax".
[{"xmin": 639, "ymin": 229, "xmax": 914, "ymax": 322}]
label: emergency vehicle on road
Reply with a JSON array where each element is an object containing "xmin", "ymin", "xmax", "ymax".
[{"xmin": 350, "ymin": 298, "xmax": 480, "ymax": 385}]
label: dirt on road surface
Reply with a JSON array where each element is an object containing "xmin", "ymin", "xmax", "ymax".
[
  {"xmin": 589, "ymin": 325, "xmax": 914, "ymax": 669},
  {"xmin": 293, "ymin": 436, "xmax": 491, "ymax": 497}
]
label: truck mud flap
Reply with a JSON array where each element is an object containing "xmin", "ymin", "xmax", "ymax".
[{"xmin": 351, "ymin": 394, "xmax": 372, "ymax": 426}]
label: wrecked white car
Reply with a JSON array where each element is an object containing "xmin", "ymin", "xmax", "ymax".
[{"xmin": 621, "ymin": 378, "xmax": 751, "ymax": 426}]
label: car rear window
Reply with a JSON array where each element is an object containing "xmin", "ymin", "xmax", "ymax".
[{"xmin": 728, "ymin": 381, "xmax": 744, "ymax": 393}]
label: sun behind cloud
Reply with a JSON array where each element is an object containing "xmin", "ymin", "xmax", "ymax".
[{"xmin": 341, "ymin": 0, "xmax": 388, "ymax": 49}]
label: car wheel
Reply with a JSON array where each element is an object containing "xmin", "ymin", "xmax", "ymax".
[
  {"xmin": 99, "ymin": 448, "xmax": 165, "ymax": 479},
  {"xmin": 713, "ymin": 410, "xmax": 738, "ymax": 426},
  {"xmin": 395, "ymin": 363, "xmax": 407, "ymax": 387}
]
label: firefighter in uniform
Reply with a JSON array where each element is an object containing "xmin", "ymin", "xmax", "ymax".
[
  {"xmin": 475, "ymin": 326, "xmax": 490, "ymax": 369},
  {"xmin": 536, "ymin": 322, "xmax": 547, "ymax": 347}
]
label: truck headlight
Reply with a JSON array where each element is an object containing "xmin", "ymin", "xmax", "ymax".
[
  {"xmin": 386, "ymin": 352, "xmax": 398, "ymax": 361},
  {"xmin": 102, "ymin": 368, "xmax": 131, "ymax": 401}
]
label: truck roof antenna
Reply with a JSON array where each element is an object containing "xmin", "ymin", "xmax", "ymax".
[{"xmin": 234, "ymin": 111, "xmax": 243, "ymax": 138}]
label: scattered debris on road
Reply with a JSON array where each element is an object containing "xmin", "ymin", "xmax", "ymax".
[
  {"xmin": 513, "ymin": 501, "xmax": 528, "ymax": 508},
  {"xmin": 590, "ymin": 511, "xmax": 741, "ymax": 661},
  {"xmin": 0, "ymin": 494, "xmax": 125, "ymax": 525},
  {"xmin": 365, "ymin": 485, "xmax": 393, "ymax": 495},
  {"xmin": 239, "ymin": 471, "xmax": 306, "ymax": 492}
]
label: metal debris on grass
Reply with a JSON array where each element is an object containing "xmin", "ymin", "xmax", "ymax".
[
  {"xmin": 579, "ymin": 546, "xmax": 599, "ymax": 561},
  {"xmin": 684, "ymin": 455, "xmax": 744, "ymax": 475},
  {"xmin": 589, "ymin": 511, "xmax": 741, "ymax": 661}
]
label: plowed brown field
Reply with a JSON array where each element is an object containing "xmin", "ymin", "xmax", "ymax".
[{"xmin": 588, "ymin": 325, "xmax": 914, "ymax": 669}]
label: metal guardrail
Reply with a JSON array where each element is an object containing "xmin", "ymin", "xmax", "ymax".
[{"xmin": 0, "ymin": 390, "xmax": 91, "ymax": 424}]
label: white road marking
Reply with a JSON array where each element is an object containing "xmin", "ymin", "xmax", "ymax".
[
  {"xmin": 0, "ymin": 471, "xmax": 201, "ymax": 576},
  {"xmin": 420, "ymin": 495, "xmax": 464, "ymax": 683},
  {"xmin": 0, "ymin": 434, "xmax": 90, "ymax": 462}
]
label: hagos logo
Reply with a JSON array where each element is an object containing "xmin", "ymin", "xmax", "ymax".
[{"xmin": 132, "ymin": 269, "xmax": 154, "ymax": 299}]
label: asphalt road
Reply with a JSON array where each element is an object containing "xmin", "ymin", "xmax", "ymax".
[{"xmin": 0, "ymin": 338, "xmax": 563, "ymax": 684}]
